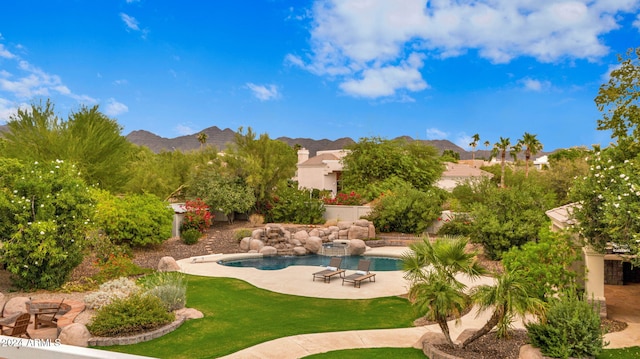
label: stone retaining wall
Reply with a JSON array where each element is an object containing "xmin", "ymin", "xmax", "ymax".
[{"xmin": 88, "ymin": 316, "xmax": 186, "ymax": 346}]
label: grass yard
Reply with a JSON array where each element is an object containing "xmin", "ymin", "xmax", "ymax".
[
  {"xmin": 101, "ymin": 275, "xmax": 416, "ymax": 359},
  {"xmin": 597, "ymin": 346, "xmax": 640, "ymax": 359},
  {"xmin": 305, "ymin": 347, "xmax": 426, "ymax": 358}
]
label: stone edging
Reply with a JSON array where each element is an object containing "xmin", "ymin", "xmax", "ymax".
[
  {"xmin": 422, "ymin": 341, "xmax": 463, "ymax": 359},
  {"xmin": 88, "ymin": 315, "xmax": 186, "ymax": 346}
]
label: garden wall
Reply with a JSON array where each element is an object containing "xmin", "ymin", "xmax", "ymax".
[{"xmin": 323, "ymin": 205, "xmax": 372, "ymax": 222}]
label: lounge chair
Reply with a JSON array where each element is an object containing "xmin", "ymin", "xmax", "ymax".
[
  {"xmin": 342, "ymin": 259, "xmax": 376, "ymax": 288},
  {"xmin": 0, "ymin": 312, "xmax": 31, "ymax": 338},
  {"xmin": 29, "ymin": 299, "xmax": 64, "ymax": 330},
  {"xmin": 312, "ymin": 257, "xmax": 346, "ymax": 283}
]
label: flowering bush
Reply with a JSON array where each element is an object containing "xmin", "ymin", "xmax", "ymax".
[
  {"xmin": 322, "ymin": 191, "xmax": 364, "ymax": 205},
  {"xmin": 437, "ymin": 214, "xmax": 473, "ymax": 236},
  {"xmin": 0, "ymin": 159, "xmax": 94, "ymax": 290},
  {"xmin": 181, "ymin": 198, "xmax": 213, "ymax": 233}
]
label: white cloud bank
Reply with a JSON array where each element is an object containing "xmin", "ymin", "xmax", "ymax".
[
  {"xmin": 288, "ymin": 0, "xmax": 640, "ymax": 99},
  {"xmin": 104, "ymin": 98, "xmax": 128, "ymax": 116},
  {"xmin": 246, "ymin": 83, "xmax": 280, "ymax": 101}
]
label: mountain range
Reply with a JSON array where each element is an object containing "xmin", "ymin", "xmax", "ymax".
[{"xmin": 0, "ymin": 124, "xmax": 531, "ymax": 160}]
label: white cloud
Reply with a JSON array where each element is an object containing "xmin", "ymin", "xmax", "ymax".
[
  {"xmin": 103, "ymin": 98, "xmax": 128, "ymax": 116},
  {"xmin": 634, "ymin": 14, "xmax": 640, "ymax": 30},
  {"xmin": 602, "ymin": 63, "xmax": 622, "ymax": 82},
  {"xmin": 175, "ymin": 124, "xmax": 194, "ymax": 136},
  {"xmin": 113, "ymin": 79, "xmax": 128, "ymax": 86},
  {"xmin": 455, "ymin": 134, "xmax": 473, "ymax": 151},
  {"xmin": 426, "ymin": 127, "xmax": 448, "ymax": 140},
  {"xmin": 292, "ymin": 0, "xmax": 639, "ymax": 98},
  {"xmin": 0, "ymin": 44, "xmax": 15, "ymax": 59},
  {"xmin": 0, "ymin": 98, "xmax": 16, "ymax": 122},
  {"xmin": 521, "ymin": 77, "xmax": 551, "ymax": 92},
  {"xmin": 246, "ymin": 83, "xmax": 280, "ymax": 101},
  {"xmin": 339, "ymin": 53, "xmax": 428, "ymax": 97},
  {"xmin": 126, "ymin": 0, "xmax": 141, "ymax": 3},
  {"xmin": 120, "ymin": 13, "xmax": 140, "ymax": 31}
]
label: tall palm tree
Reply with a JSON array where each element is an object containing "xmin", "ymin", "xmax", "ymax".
[
  {"xmin": 403, "ymin": 236, "xmax": 487, "ymax": 347},
  {"xmin": 197, "ymin": 132, "xmax": 208, "ymax": 149},
  {"xmin": 469, "ymin": 133, "xmax": 480, "ymax": 165},
  {"xmin": 510, "ymin": 142, "xmax": 522, "ymax": 167},
  {"xmin": 492, "ymin": 137, "xmax": 511, "ymax": 188},
  {"xmin": 519, "ymin": 132, "xmax": 543, "ymax": 177},
  {"xmin": 461, "ymin": 270, "xmax": 546, "ymax": 347}
]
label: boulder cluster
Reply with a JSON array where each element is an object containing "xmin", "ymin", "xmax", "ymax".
[{"xmin": 239, "ymin": 219, "xmax": 376, "ymax": 256}]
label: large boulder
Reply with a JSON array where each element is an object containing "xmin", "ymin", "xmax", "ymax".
[
  {"xmin": 288, "ymin": 238, "xmax": 302, "ymax": 246},
  {"xmin": 293, "ymin": 247, "xmax": 307, "ymax": 256},
  {"xmin": 348, "ymin": 225, "xmax": 370, "ymax": 240},
  {"xmin": 368, "ymin": 223, "xmax": 376, "ymax": 239},
  {"xmin": 249, "ymin": 239, "xmax": 265, "ymax": 252},
  {"xmin": 354, "ymin": 219, "xmax": 370, "ymax": 227},
  {"xmin": 58, "ymin": 323, "xmax": 91, "ymax": 347},
  {"xmin": 337, "ymin": 221, "xmax": 353, "ymax": 230},
  {"xmin": 304, "ymin": 236, "xmax": 323, "ymax": 254},
  {"xmin": 175, "ymin": 308, "xmax": 204, "ymax": 320},
  {"xmin": 293, "ymin": 230, "xmax": 309, "ymax": 243},
  {"xmin": 158, "ymin": 256, "xmax": 180, "ymax": 272},
  {"xmin": 260, "ymin": 246, "xmax": 278, "ymax": 256},
  {"xmin": 519, "ymin": 344, "xmax": 543, "ymax": 359},
  {"xmin": 239, "ymin": 237, "xmax": 251, "ymax": 251},
  {"xmin": 251, "ymin": 229, "xmax": 263, "ymax": 239},
  {"xmin": 308, "ymin": 228, "xmax": 320, "ymax": 237},
  {"xmin": 348, "ymin": 239, "xmax": 367, "ymax": 255},
  {"xmin": 3, "ymin": 297, "xmax": 30, "ymax": 316}
]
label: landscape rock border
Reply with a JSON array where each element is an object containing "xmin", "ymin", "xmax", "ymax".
[{"xmin": 88, "ymin": 315, "xmax": 187, "ymax": 346}]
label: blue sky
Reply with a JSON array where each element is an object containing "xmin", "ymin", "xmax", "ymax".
[{"xmin": 1, "ymin": 0, "xmax": 639, "ymax": 151}]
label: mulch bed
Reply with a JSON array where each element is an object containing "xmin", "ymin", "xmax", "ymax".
[{"xmin": 434, "ymin": 330, "xmax": 529, "ymax": 359}]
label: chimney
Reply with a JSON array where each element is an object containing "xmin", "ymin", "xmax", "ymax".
[{"xmin": 297, "ymin": 148, "xmax": 309, "ymax": 164}]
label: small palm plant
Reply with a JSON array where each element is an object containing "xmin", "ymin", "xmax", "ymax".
[{"xmin": 402, "ymin": 235, "xmax": 487, "ymax": 347}]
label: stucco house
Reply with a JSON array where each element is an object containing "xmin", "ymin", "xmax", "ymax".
[
  {"xmin": 435, "ymin": 162, "xmax": 494, "ymax": 191},
  {"xmin": 295, "ymin": 148, "xmax": 348, "ymax": 196}
]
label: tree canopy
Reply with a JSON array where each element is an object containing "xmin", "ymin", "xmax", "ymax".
[
  {"xmin": 2, "ymin": 100, "xmax": 133, "ymax": 192},
  {"xmin": 340, "ymin": 137, "xmax": 443, "ymax": 199}
]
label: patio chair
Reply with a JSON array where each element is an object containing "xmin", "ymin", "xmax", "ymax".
[
  {"xmin": 30, "ymin": 299, "xmax": 64, "ymax": 330},
  {"xmin": 342, "ymin": 259, "xmax": 376, "ymax": 288},
  {"xmin": 0, "ymin": 312, "xmax": 31, "ymax": 338},
  {"xmin": 312, "ymin": 257, "xmax": 346, "ymax": 283}
]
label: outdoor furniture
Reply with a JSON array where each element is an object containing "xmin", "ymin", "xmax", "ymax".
[
  {"xmin": 312, "ymin": 257, "xmax": 346, "ymax": 283},
  {"xmin": 0, "ymin": 312, "xmax": 31, "ymax": 338},
  {"xmin": 342, "ymin": 259, "xmax": 376, "ymax": 288},
  {"xmin": 28, "ymin": 299, "xmax": 64, "ymax": 330}
]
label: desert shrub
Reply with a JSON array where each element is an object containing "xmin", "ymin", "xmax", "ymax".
[
  {"xmin": 181, "ymin": 198, "xmax": 213, "ymax": 232},
  {"xmin": 92, "ymin": 253, "xmax": 152, "ymax": 283},
  {"xmin": 0, "ymin": 159, "xmax": 94, "ymax": 290},
  {"xmin": 141, "ymin": 272, "xmax": 187, "ymax": 311},
  {"xmin": 181, "ymin": 228, "xmax": 201, "ymax": 245},
  {"xmin": 87, "ymin": 293, "xmax": 175, "ymax": 337},
  {"xmin": 93, "ymin": 190, "xmax": 173, "ymax": 247},
  {"xmin": 502, "ymin": 228, "xmax": 580, "ymax": 301},
  {"xmin": 322, "ymin": 191, "xmax": 365, "ymax": 205},
  {"xmin": 233, "ymin": 228, "xmax": 253, "ymax": 242},
  {"xmin": 366, "ymin": 184, "xmax": 447, "ymax": 234},
  {"xmin": 249, "ymin": 213, "xmax": 264, "ymax": 226},
  {"xmin": 268, "ymin": 186, "xmax": 325, "ymax": 224},
  {"xmin": 437, "ymin": 213, "xmax": 473, "ymax": 236},
  {"xmin": 526, "ymin": 294, "xmax": 605, "ymax": 358},
  {"xmin": 84, "ymin": 277, "xmax": 140, "ymax": 310},
  {"xmin": 85, "ymin": 230, "xmax": 132, "ymax": 262}
]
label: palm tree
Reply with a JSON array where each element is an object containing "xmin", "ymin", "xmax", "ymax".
[
  {"xmin": 510, "ymin": 142, "xmax": 522, "ymax": 167},
  {"xmin": 519, "ymin": 132, "xmax": 543, "ymax": 177},
  {"xmin": 461, "ymin": 270, "xmax": 546, "ymax": 347},
  {"xmin": 469, "ymin": 133, "xmax": 480, "ymax": 165},
  {"xmin": 492, "ymin": 137, "xmax": 511, "ymax": 188},
  {"xmin": 403, "ymin": 236, "xmax": 487, "ymax": 347},
  {"xmin": 197, "ymin": 132, "xmax": 208, "ymax": 149}
]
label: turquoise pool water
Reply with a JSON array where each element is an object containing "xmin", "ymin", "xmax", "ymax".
[{"xmin": 218, "ymin": 255, "xmax": 403, "ymax": 271}]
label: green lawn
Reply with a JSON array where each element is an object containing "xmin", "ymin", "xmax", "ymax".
[
  {"xmin": 597, "ymin": 346, "xmax": 640, "ymax": 359},
  {"xmin": 305, "ymin": 348, "xmax": 426, "ymax": 358},
  {"xmin": 101, "ymin": 275, "xmax": 416, "ymax": 359}
]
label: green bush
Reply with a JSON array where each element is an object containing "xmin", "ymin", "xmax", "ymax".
[
  {"xmin": 87, "ymin": 293, "xmax": 175, "ymax": 337},
  {"xmin": 93, "ymin": 190, "xmax": 173, "ymax": 247},
  {"xmin": 181, "ymin": 228, "xmax": 201, "ymax": 245},
  {"xmin": 233, "ymin": 228, "xmax": 253, "ymax": 242},
  {"xmin": 92, "ymin": 253, "xmax": 152, "ymax": 283},
  {"xmin": 436, "ymin": 213, "xmax": 473, "ymax": 236},
  {"xmin": 268, "ymin": 186, "xmax": 325, "ymax": 224},
  {"xmin": 0, "ymin": 159, "xmax": 94, "ymax": 290},
  {"xmin": 526, "ymin": 294, "xmax": 605, "ymax": 358},
  {"xmin": 141, "ymin": 272, "xmax": 187, "ymax": 311},
  {"xmin": 366, "ymin": 183, "xmax": 446, "ymax": 234}
]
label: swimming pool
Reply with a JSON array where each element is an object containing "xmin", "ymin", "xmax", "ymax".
[{"xmin": 219, "ymin": 255, "xmax": 403, "ymax": 271}]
